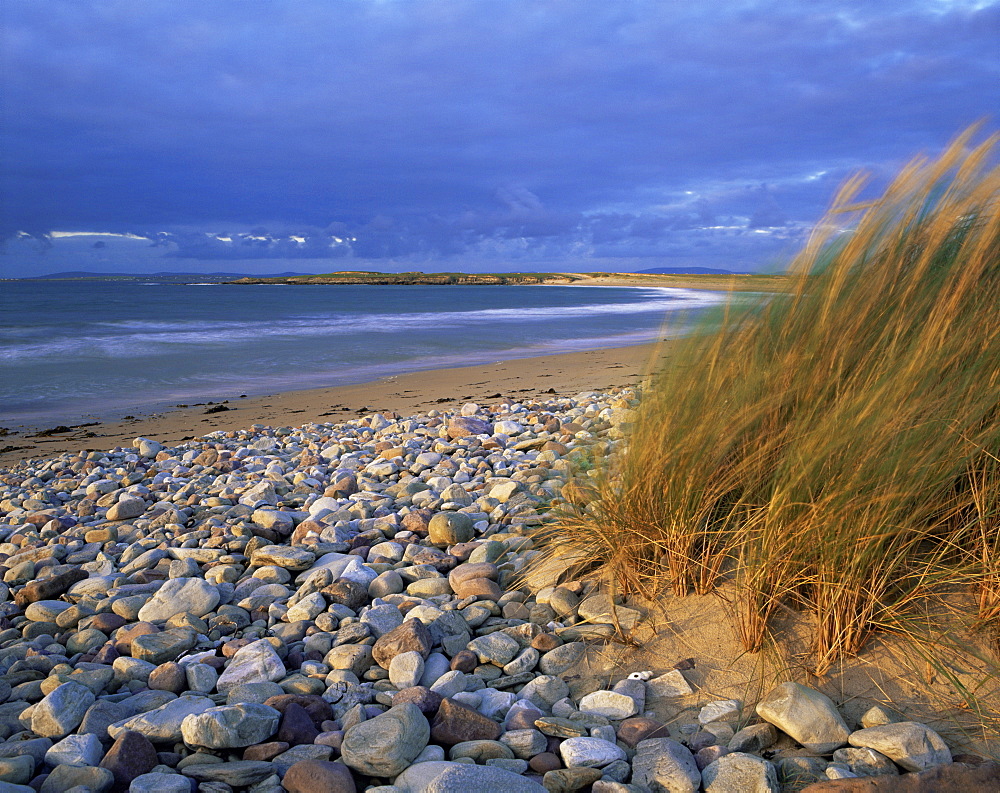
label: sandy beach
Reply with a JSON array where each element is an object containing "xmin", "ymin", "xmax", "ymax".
[{"xmin": 0, "ymin": 341, "xmax": 669, "ymax": 470}]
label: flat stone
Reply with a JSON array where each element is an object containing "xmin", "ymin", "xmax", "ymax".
[
  {"xmin": 797, "ymin": 761, "xmax": 1000, "ymax": 792},
  {"xmin": 394, "ymin": 760, "xmax": 547, "ymax": 792},
  {"xmin": 44, "ymin": 733, "xmax": 103, "ymax": 767},
  {"xmin": 108, "ymin": 694, "xmax": 215, "ymax": 743},
  {"xmin": 39, "ymin": 764, "xmax": 114, "ymax": 793},
  {"xmin": 631, "ymin": 737, "xmax": 701, "ymax": 793},
  {"xmin": 129, "ymin": 772, "xmax": 193, "ymax": 793},
  {"xmin": 251, "ymin": 544, "xmax": 315, "ymax": 570},
  {"xmin": 270, "ymin": 744, "xmax": 334, "ymax": 776},
  {"xmin": 181, "ymin": 759, "xmax": 277, "ymax": 787},
  {"xmin": 132, "ymin": 629, "xmax": 197, "ymax": 665},
  {"xmin": 543, "ymin": 767, "xmax": 604, "ymax": 792},
  {"xmin": 647, "ymin": 670, "xmax": 695, "ymax": 698},
  {"xmin": 848, "ymin": 722, "xmax": 952, "ymax": 773},
  {"xmin": 136, "ymin": 577, "xmax": 220, "ymax": 622},
  {"xmin": 340, "ymin": 703, "xmax": 429, "ymax": 777},
  {"xmin": 617, "ymin": 717, "xmax": 670, "ymax": 748},
  {"xmin": 702, "ymin": 752, "xmax": 779, "ymax": 793},
  {"xmin": 755, "ymin": 683, "xmax": 850, "ymax": 754},
  {"xmin": 579, "ymin": 691, "xmax": 638, "ymax": 720},
  {"xmin": 559, "ymin": 736, "xmax": 627, "ymax": 768},
  {"xmin": 181, "ymin": 703, "xmax": 281, "ymax": 748}
]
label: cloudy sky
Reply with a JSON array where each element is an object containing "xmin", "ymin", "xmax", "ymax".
[{"xmin": 2, "ymin": 0, "xmax": 997, "ymax": 277}]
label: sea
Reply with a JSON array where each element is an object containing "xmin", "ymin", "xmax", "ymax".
[{"xmin": 0, "ymin": 279, "xmax": 729, "ymax": 428}]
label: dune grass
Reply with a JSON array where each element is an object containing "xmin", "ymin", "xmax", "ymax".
[{"xmin": 543, "ymin": 126, "xmax": 1000, "ymax": 675}]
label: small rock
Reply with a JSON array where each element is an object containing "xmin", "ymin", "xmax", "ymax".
[
  {"xmin": 755, "ymin": 683, "xmax": 850, "ymax": 755},
  {"xmin": 848, "ymin": 722, "xmax": 952, "ymax": 773}
]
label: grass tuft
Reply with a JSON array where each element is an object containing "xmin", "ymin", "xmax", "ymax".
[{"xmin": 541, "ymin": 125, "xmax": 1000, "ymax": 675}]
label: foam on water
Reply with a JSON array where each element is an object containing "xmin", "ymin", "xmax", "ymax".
[{"xmin": 0, "ymin": 281, "xmax": 732, "ymax": 425}]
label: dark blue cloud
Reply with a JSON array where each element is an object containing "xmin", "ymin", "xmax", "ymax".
[{"xmin": 2, "ymin": 0, "xmax": 998, "ymax": 276}]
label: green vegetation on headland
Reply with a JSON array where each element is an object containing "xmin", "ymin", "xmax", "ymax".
[
  {"xmin": 227, "ymin": 270, "xmax": 793, "ymax": 291},
  {"xmin": 538, "ymin": 126, "xmax": 1000, "ymax": 677}
]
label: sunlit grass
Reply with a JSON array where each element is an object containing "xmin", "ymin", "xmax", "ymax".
[{"xmin": 540, "ymin": 125, "xmax": 1000, "ymax": 675}]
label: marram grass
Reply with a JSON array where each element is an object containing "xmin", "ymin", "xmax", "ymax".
[{"xmin": 540, "ymin": 126, "xmax": 1000, "ymax": 675}]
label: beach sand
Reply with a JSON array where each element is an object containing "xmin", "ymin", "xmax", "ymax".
[{"xmin": 0, "ymin": 341, "xmax": 668, "ymax": 469}]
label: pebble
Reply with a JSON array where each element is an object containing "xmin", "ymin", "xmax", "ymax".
[{"xmin": 0, "ymin": 390, "xmax": 970, "ymax": 790}]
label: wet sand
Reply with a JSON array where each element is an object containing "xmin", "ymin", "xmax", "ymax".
[{"xmin": 0, "ymin": 341, "xmax": 672, "ymax": 469}]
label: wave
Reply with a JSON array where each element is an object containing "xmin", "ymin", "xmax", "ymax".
[{"xmin": 0, "ymin": 288, "xmax": 727, "ymax": 362}]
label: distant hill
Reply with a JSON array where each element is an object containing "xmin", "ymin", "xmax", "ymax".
[
  {"xmin": 24, "ymin": 270, "xmax": 311, "ymax": 280},
  {"xmin": 634, "ymin": 266, "xmax": 752, "ymax": 275}
]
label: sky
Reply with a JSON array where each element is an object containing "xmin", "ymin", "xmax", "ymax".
[{"xmin": 1, "ymin": 0, "xmax": 998, "ymax": 277}]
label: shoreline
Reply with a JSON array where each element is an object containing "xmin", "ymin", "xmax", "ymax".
[{"xmin": 0, "ymin": 340, "xmax": 669, "ymax": 469}]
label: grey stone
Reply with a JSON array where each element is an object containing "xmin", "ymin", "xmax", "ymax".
[
  {"xmin": 45, "ymin": 733, "xmax": 104, "ymax": 767},
  {"xmin": 340, "ymin": 703, "xmax": 430, "ymax": 777},
  {"xmin": 500, "ymin": 728, "xmax": 548, "ymax": 759},
  {"xmin": 128, "ymin": 771, "xmax": 193, "ymax": 793},
  {"xmin": 269, "ymin": 744, "xmax": 334, "ymax": 776},
  {"xmin": 394, "ymin": 760, "xmax": 547, "ymax": 792},
  {"xmin": 701, "ymin": 752, "xmax": 779, "ymax": 793},
  {"xmin": 108, "ymin": 695, "xmax": 215, "ymax": 743},
  {"xmin": 180, "ymin": 703, "xmax": 281, "ymax": 749},
  {"xmin": 631, "ymin": 737, "xmax": 701, "ymax": 793},
  {"xmin": 467, "ymin": 632, "xmax": 520, "ymax": 666},
  {"xmin": 137, "ymin": 577, "xmax": 220, "ymax": 622},
  {"xmin": 727, "ymin": 723, "xmax": 778, "ymax": 754},
  {"xmin": 559, "ymin": 736, "xmax": 627, "ymax": 768},
  {"xmin": 181, "ymin": 760, "xmax": 276, "ymax": 787},
  {"xmin": 39, "ymin": 764, "xmax": 114, "ymax": 793},
  {"xmin": 216, "ymin": 639, "xmax": 286, "ymax": 694},
  {"xmin": 518, "ymin": 675, "xmax": 569, "ymax": 711},
  {"xmin": 0, "ymin": 755, "xmax": 34, "ymax": 785},
  {"xmin": 754, "ymin": 682, "xmax": 849, "ymax": 754},
  {"xmin": 578, "ymin": 691, "xmax": 638, "ymax": 720},
  {"xmin": 31, "ymin": 681, "xmax": 95, "ymax": 739},
  {"xmin": 848, "ymin": 721, "xmax": 952, "ymax": 772},
  {"xmin": 538, "ymin": 642, "xmax": 586, "ymax": 675},
  {"xmin": 389, "ymin": 651, "xmax": 425, "ymax": 690},
  {"xmin": 647, "ymin": 670, "xmax": 694, "ymax": 698},
  {"xmin": 832, "ymin": 746, "xmax": 900, "ymax": 777}
]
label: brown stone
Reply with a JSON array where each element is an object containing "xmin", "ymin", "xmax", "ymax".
[
  {"xmin": 448, "ymin": 562, "xmax": 498, "ymax": 588},
  {"xmin": 392, "ymin": 686, "xmax": 443, "ymax": 714},
  {"xmin": 264, "ymin": 694, "xmax": 334, "ymax": 727},
  {"xmin": 430, "ymin": 698, "xmax": 502, "ymax": 745},
  {"xmin": 99, "ymin": 730, "xmax": 158, "ymax": 792},
  {"xmin": 800, "ymin": 761, "xmax": 1000, "ymax": 792},
  {"xmin": 322, "ymin": 579, "xmax": 368, "ymax": 612},
  {"xmin": 290, "ymin": 520, "xmax": 325, "ymax": 545},
  {"xmin": 450, "ymin": 650, "xmax": 479, "ymax": 673},
  {"xmin": 506, "ymin": 705, "xmax": 545, "ymax": 731},
  {"xmin": 14, "ymin": 567, "xmax": 88, "ymax": 607},
  {"xmin": 543, "ymin": 768, "xmax": 603, "ymax": 791},
  {"xmin": 114, "ymin": 621, "xmax": 159, "ymax": 654},
  {"xmin": 400, "ymin": 509, "xmax": 433, "ymax": 535},
  {"xmin": 147, "ymin": 662, "xmax": 187, "ymax": 693},
  {"xmin": 243, "ymin": 741, "xmax": 290, "ymax": 762},
  {"xmin": 529, "ymin": 752, "xmax": 563, "ymax": 773},
  {"xmin": 617, "ymin": 716, "xmax": 670, "ymax": 748},
  {"xmin": 276, "ymin": 703, "xmax": 320, "ymax": 746},
  {"xmin": 89, "ymin": 612, "xmax": 127, "ymax": 633},
  {"xmin": 372, "ymin": 618, "xmax": 432, "ymax": 669},
  {"xmin": 446, "ymin": 416, "xmax": 492, "ymax": 439},
  {"xmin": 452, "ymin": 577, "xmax": 503, "ymax": 601},
  {"xmin": 531, "ymin": 633, "xmax": 562, "ymax": 652},
  {"xmin": 283, "ymin": 759, "xmax": 357, "ymax": 793}
]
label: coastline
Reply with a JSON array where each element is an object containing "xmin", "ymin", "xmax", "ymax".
[{"xmin": 0, "ymin": 340, "xmax": 669, "ymax": 469}]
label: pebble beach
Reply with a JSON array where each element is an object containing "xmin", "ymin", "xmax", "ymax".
[{"xmin": 0, "ymin": 365, "xmax": 996, "ymax": 792}]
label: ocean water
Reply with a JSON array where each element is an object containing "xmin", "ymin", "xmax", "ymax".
[{"xmin": 0, "ymin": 279, "xmax": 727, "ymax": 427}]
